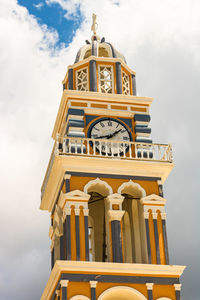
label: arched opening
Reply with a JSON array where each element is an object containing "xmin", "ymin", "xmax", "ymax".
[
  {"xmin": 83, "ymin": 49, "xmax": 92, "ymax": 59},
  {"xmin": 98, "ymin": 286, "xmax": 147, "ymax": 300},
  {"xmin": 118, "ymin": 181, "xmax": 147, "ymax": 263},
  {"xmin": 84, "ymin": 178, "xmax": 112, "ymax": 262},
  {"xmin": 99, "ymin": 46, "xmax": 109, "ymax": 57}
]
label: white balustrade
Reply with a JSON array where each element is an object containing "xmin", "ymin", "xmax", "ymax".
[{"xmin": 55, "ymin": 136, "xmax": 173, "ymax": 162}]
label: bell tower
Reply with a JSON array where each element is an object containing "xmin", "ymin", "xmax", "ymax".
[{"xmin": 40, "ymin": 15, "xmax": 185, "ymax": 300}]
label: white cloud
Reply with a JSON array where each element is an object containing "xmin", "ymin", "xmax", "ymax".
[
  {"xmin": 33, "ymin": 2, "xmax": 44, "ymax": 10},
  {"xmin": 0, "ymin": 0, "xmax": 200, "ymax": 299}
]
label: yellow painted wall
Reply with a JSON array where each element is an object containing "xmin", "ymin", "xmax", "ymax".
[
  {"xmin": 153, "ymin": 284, "xmax": 176, "ymax": 300},
  {"xmin": 70, "ymin": 176, "xmax": 159, "ymax": 196}
]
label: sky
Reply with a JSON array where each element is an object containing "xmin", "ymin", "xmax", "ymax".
[{"xmin": 0, "ymin": 0, "xmax": 199, "ymax": 299}]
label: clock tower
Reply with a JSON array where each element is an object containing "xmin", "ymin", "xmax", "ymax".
[{"xmin": 40, "ymin": 15, "xmax": 185, "ymax": 300}]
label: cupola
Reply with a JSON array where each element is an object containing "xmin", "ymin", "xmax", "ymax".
[{"xmin": 62, "ymin": 14, "xmax": 136, "ymax": 95}]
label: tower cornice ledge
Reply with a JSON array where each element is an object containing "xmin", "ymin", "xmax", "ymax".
[
  {"xmin": 40, "ymin": 155, "xmax": 174, "ymax": 211},
  {"xmin": 41, "ymin": 261, "xmax": 185, "ymax": 300}
]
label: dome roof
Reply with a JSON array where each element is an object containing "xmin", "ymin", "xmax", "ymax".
[
  {"xmin": 74, "ymin": 14, "xmax": 126, "ymax": 64},
  {"xmin": 74, "ymin": 38, "xmax": 127, "ymax": 64}
]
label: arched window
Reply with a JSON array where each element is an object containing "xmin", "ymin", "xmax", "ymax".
[
  {"xmin": 84, "ymin": 178, "xmax": 112, "ymax": 262},
  {"xmin": 118, "ymin": 181, "xmax": 147, "ymax": 263}
]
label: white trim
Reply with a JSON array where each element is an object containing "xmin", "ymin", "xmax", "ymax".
[
  {"xmin": 156, "ymin": 298, "xmax": 172, "ymax": 300},
  {"xmin": 60, "ymin": 279, "xmax": 69, "ymax": 287},
  {"xmin": 97, "ymin": 286, "xmax": 147, "ymax": 300},
  {"xmin": 84, "ymin": 177, "xmax": 113, "ymax": 196},
  {"xmin": 89, "ymin": 280, "xmax": 98, "ymax": 288},
  {"xmin": 118, "ymin": 180, "xmax": 146, "ymax": 198},
  {"xmin": 69, "ymin": 296, "xmax": 90, "ymax": 300},
  {"xmin": 146, "ymin": 283, "xmax": 154, "ymax": 290},
  {"xmin": 174, "ymin": 283, "xmax": 182, "ymax": 291}
]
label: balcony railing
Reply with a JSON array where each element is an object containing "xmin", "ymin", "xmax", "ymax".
[
  {"xmin": 56, "ymin": 136, "xmax": 172, "ymax": 161},
  {"xmin": 41, "ymin": 136, "xmax": 173, "ymax": 198}
]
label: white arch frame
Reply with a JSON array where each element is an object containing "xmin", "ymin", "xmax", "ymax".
[
  {"xmin": 156, "ymin": 298, "xmax": 172, "ymax": 300},
  {"xmin": 117, "ymin": 180, "xmax": 146, "ymax": 198},
  {"xmin": 99, "ymin": 43, "xmax": 113, "ymax": 58},
  {"xmin": 69, "ymin": 296, "xmax": 90, "ymax": 300},
  {"xmin": 84, "ymin": 178, "xmax": 113, "ymax": 196},
  {"xmin": 97, "ymin": 286, "xmax": 147, "ymax": 300}
]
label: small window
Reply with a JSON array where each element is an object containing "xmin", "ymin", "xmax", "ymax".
[
  {"xmin": 98, "ymin": 65, "xmax": 114, "ymax": 93},
  {"xmin": 122, "ymin": 71, "xmax": 130, "ymax": 95},
  {"xmin": 76, "ymin": 67, "xmax": 89, "ymax": 91}
]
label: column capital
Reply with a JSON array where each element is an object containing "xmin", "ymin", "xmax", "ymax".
[
  {"xmin": 89, "ymin": 281, "xmax": 98, "ymax": 288},
  {"xmin": 64, "ymin": 207, "xmax": 71, "ymax": 216},
  {"xmin": 56, "ymin": 290, "xmax": 60, "ymax": 296},
  {"xmin": 146, "ymin": 282, "xmax": 154, "ymax": 290},
  {"xmin": 144, "ymin": 212, "xmax": 149, "ymax": 219},
  {"xmin": 60, "ymin": 280, "xmax": 69, "ymax": 288},
  {"xmin": 64, "ymin": 174, "xmax": 71, "ymax": 180},
  {"xmin": 152, "ymin": 212, "xmax": 158, "ymax": 219},
  {"xmin": 74, "ymin": 208, "xmax": 80, "ymax": 216},
  {"xmin": 108, "ymin": 209, "xmax": 125, "ymax": 221},
  {"xmin": 83, "ymin": 208, "xmax": 89, "ymax": 216},
  {"xmin": 161, "ymin": 212, "xmax": 167, "ymax": 220},
  {"xmin": 174, "ymin": 284, "xmax": 182, "ymax": 291}
]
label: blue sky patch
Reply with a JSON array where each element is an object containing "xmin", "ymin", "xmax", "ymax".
[{"xmin": 18, "ymin": 0, "xmax": 83, "ymax": 47}]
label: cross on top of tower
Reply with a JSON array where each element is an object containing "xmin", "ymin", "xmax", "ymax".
[{"xmin": 91, "ymin": 13, "xmax": 97, "ymax": 36}]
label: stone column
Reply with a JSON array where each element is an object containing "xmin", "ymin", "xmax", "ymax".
[
  {"xmin": 108, "ymin": 210, "xmax": 125, "ymax": 263},
  {"xmin": 146, "ymin": 283, "xmax": 154, "ymax": 300},
  {"xmin": 89, "ymin": 60, "xmax": 97, "ymax": 92},
  {"xmin": 56, "ymin": 290, "xmax": 60, "ymax": 300},
  {"xmin": 63, "ymin": 208, "xmax": 71, "ymax": 260},
  {"xmin": 90, "ymin": 281, "xmax": 98, "ymax": 300},
  {"xmin": 161, "ymin": 212, "xmax": 169, "ymax": 264},
  {"xmin": 152, "ymin": 212, "xmax": 160, "ymax": 264},
  {"xmin": 83, "ymin": 208, "xmax": 89, "ymax": 261},
  {"xmin": 131, "ymin": 74, "xmax": 136, "ymax": 95},
  {"xmin": 68, "ymin": 68, "xmax": 73, "ymax": 90},
  {"xmin": 75, "ymin": 207, "xmax": 81, "ymax": 261},
  {"xmin": 60, "ymin": 280, "xmax": 69, "ymax": 300},
  {"xmin": 144, "ymin": 211, "xmax": 152, "ymax": 264},
  {"xmin": 174, "ymin": 284, "xmax": 182, "ymax": 300},
  {"xmin": 115, "ymin": 62, "xmax": 122, "ymax": 94}
]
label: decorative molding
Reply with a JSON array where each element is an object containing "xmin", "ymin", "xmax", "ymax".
[
  {"xmin": 117, "ymin": 180, "xmax": 146, "ymax": 198},
  {"xmin": 56, "ymin": 290, "xmax": 60, "ymax": 296},
  {"xmin": 64, "ymin": 190, "xmax": 91, "ymax": 201},
  {"xmin": 106, "ymin": 193, "xmax": 124, "ymax": 210},
  {"xmin": 84, "ymin": 177, "xmax": 113, "ymax": 196},
  {"xmin": 141, "ymin": 194, "xmax": 167, "ymax": 205}
]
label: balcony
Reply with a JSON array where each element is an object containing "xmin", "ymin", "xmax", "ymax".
[{"xmin": 41, "ymin": 136, "xmax": 173, "ymax": 200}]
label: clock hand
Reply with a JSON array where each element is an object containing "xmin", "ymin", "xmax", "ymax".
[{"xmin": 95, "ymin": 129, "xmax": 122, "ymax": 139}]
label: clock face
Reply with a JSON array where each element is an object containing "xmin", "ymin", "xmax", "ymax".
[{"xmin": 88, "ymin": 118, "xmax": 131, "ymax": 155}]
